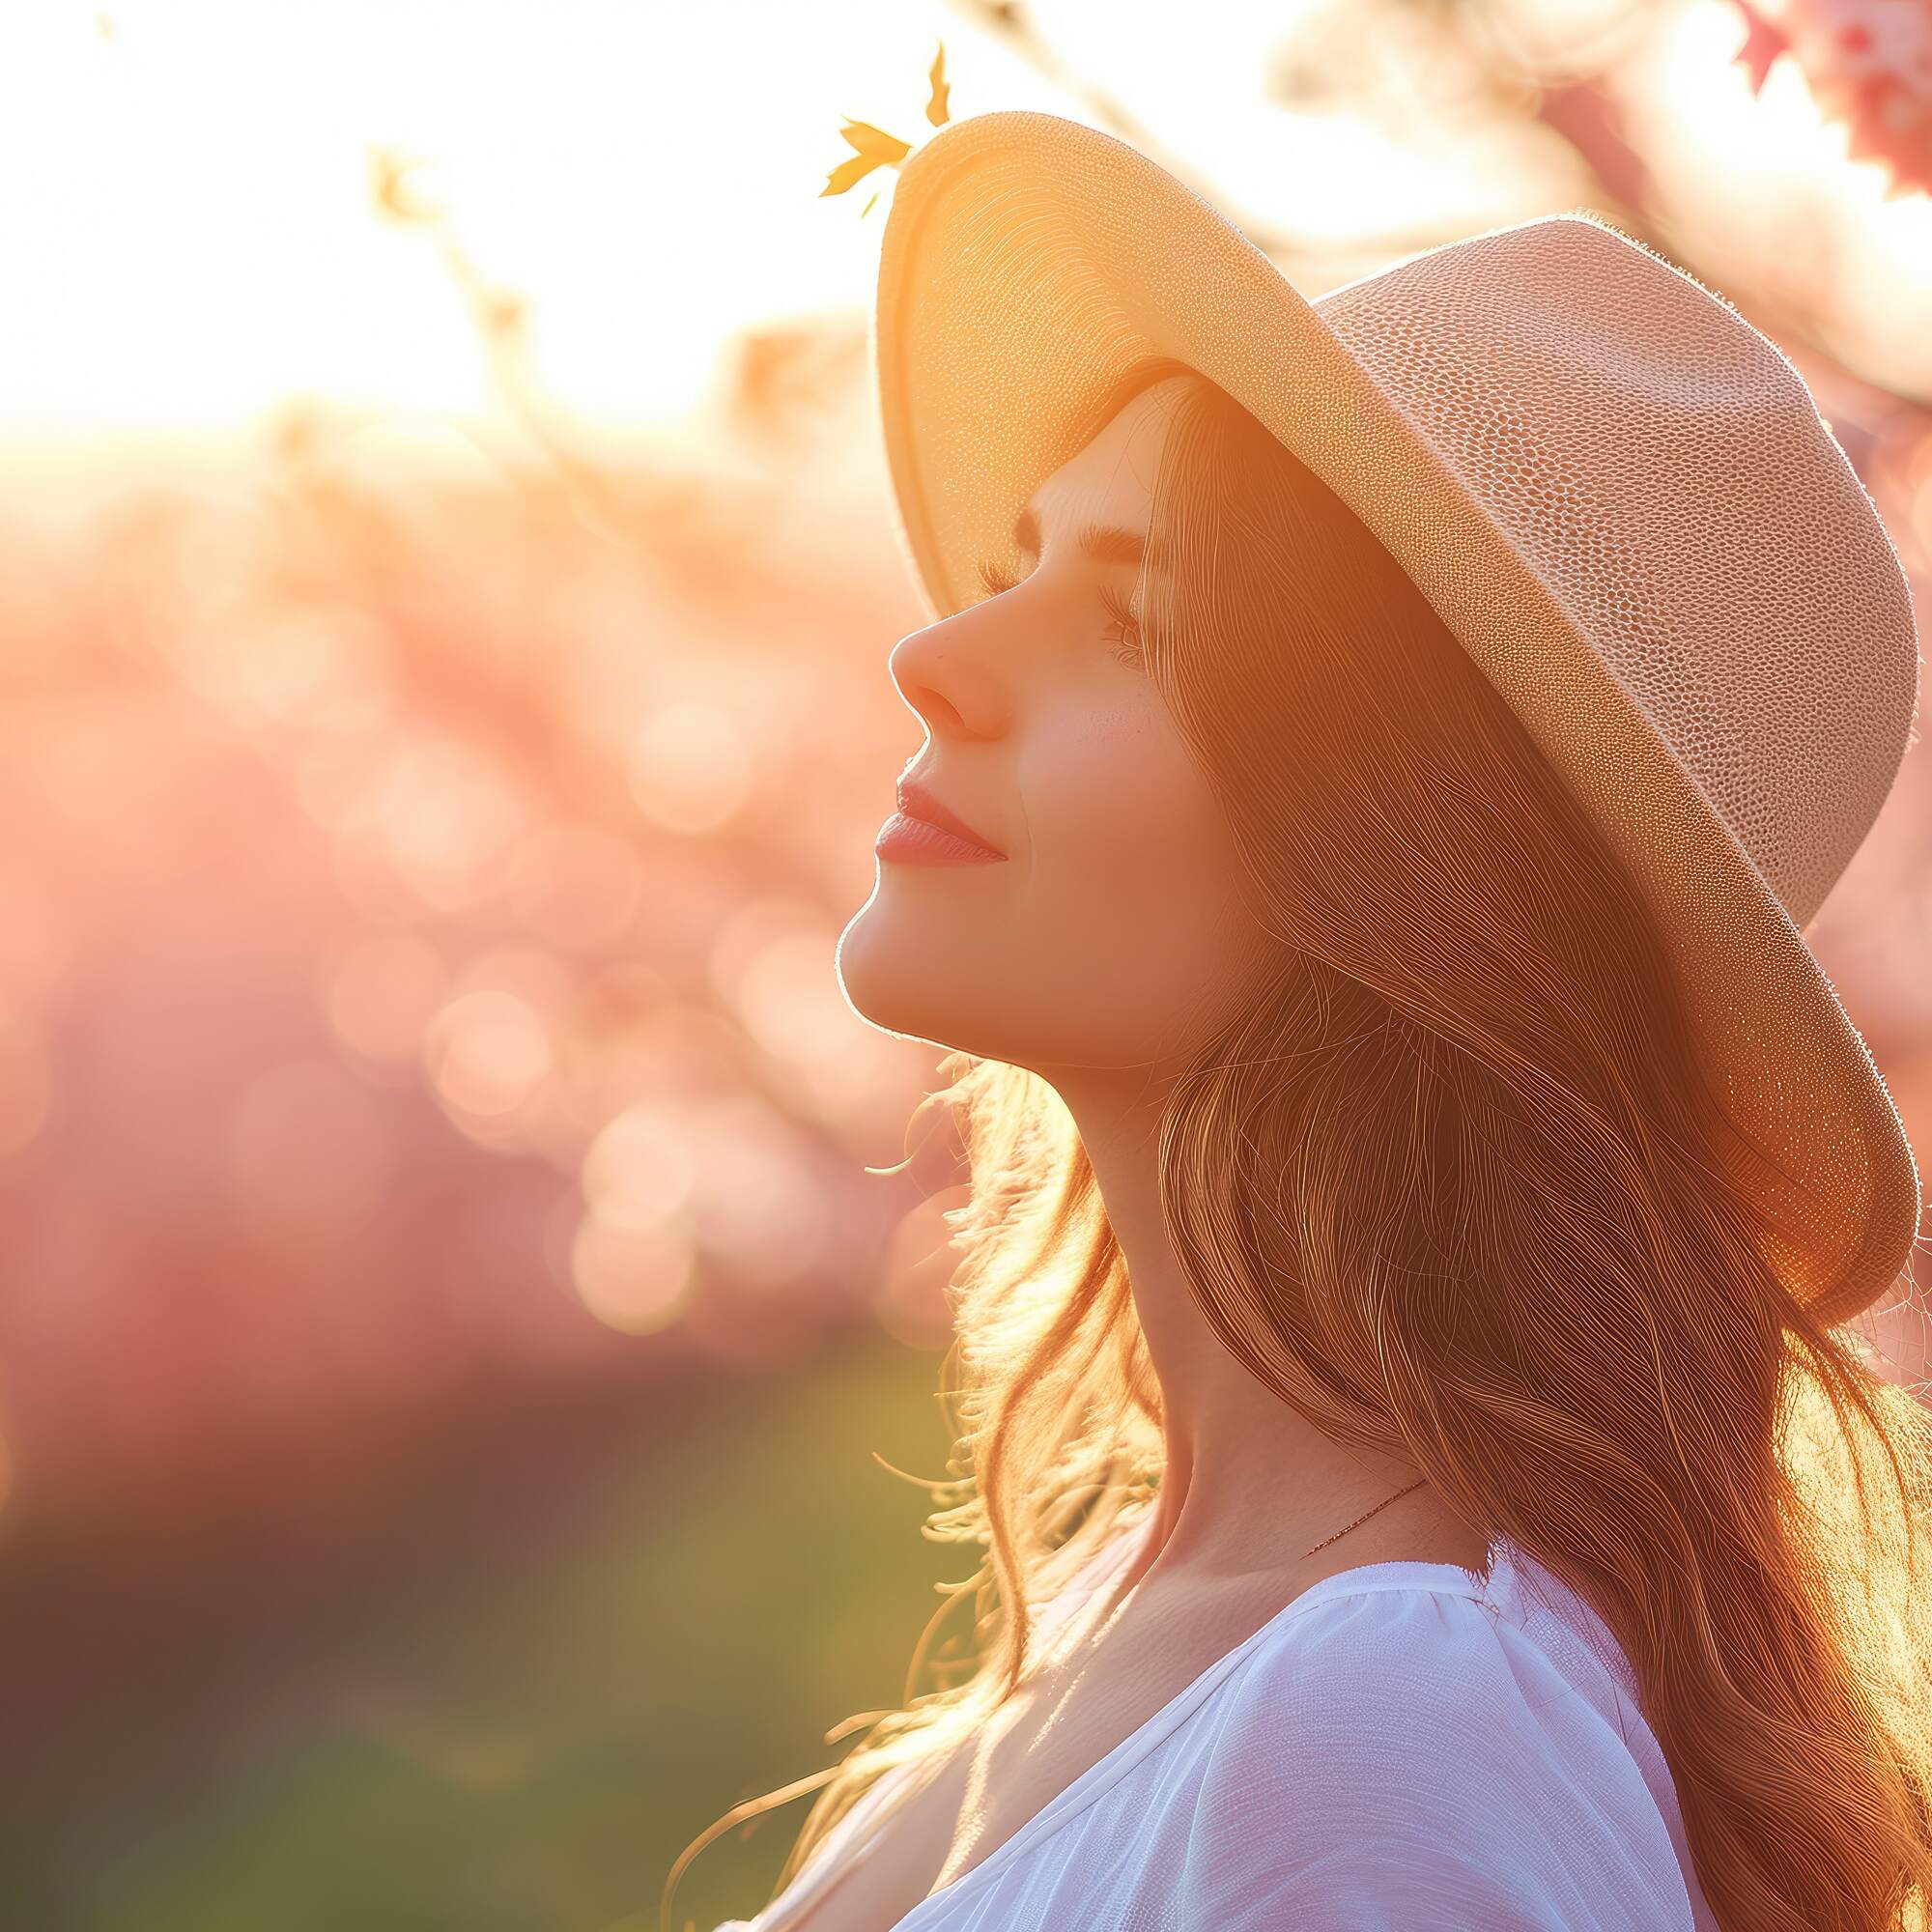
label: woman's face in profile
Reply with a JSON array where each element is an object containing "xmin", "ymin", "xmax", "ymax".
[{"xmin": 837, "ymin": 375, "xmax": 1276, "ymax": 1077}]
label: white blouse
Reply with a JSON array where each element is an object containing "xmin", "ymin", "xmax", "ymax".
[{"xmin": 712, "ymin": 1519, "xmax": 1721, "ymax": 1931}]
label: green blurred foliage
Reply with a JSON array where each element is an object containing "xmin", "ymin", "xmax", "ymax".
[{"xmin": 0, "ymin": 1330, "xmax": 953, "ymax": 1932}]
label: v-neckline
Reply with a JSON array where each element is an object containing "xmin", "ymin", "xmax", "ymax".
[{"xmin": 771, "ymin": 1516, "xmax": 1514, "ymax": 1931}]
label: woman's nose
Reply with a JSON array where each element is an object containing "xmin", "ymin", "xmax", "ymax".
[{"xmin": 888, "ymin": 614, "xmax": 1009, "ymax": 744}]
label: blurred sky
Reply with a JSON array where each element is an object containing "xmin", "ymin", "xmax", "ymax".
[
  {"xmin": 0, "ymin": 0, "xmax": 1080, "ymax": 472},
  {"xmin": 5, "ymin": 0, "xmax": 1931, "ymax": 502}
]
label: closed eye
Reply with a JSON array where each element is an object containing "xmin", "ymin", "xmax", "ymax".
[{"xmin": 975, "ymin": 559, "xmax": 1146, "ymax": 670}]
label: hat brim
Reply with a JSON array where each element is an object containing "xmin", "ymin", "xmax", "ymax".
[{"xmin": 870, "ymin": 108, "xmax": 1921, "ymax": 1324}]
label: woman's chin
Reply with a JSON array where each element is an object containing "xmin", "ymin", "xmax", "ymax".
[{"xmin": 835, "ymin": 910, "xmax": 980, "ymax": 1051}]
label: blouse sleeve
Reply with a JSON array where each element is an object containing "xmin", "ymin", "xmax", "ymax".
[{"xmin": 1179, "ymin": 1586, "xmax": 1700, "ymax": 1932}]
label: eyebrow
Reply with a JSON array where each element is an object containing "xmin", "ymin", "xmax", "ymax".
[{"xmin": 1010, "ymin": 502, "xmax": 1146, "ymax": 572}]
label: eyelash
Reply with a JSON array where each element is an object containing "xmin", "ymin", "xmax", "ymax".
[{"xmin": 974, "ymin": 559, "xmax": 1146, "ymax": 668}]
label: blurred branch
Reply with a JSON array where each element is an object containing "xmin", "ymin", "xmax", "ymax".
[
  {"xmin": 944, "ymin": 0, "xmax": 1662, "ymax": 263},
  {"xmin": 936, "ymin": 0, "xmax": 1470, "ymax": 274},
  {"xmin": 361, "ymin": 145, "xmax": 679, "ymax": 560}
]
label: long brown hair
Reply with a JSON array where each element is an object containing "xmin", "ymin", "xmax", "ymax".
[{"xmin": 668, "ymin": 355, "xmax": 1932, "ymax": 1931}]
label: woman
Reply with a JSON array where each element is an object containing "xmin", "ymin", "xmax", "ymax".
[{"xmin": 676, "ymin": 112, "xmax": 1932, "ymax": 1931}]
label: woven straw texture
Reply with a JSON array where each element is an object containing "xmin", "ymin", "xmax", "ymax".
[{"xmin": 871, "ymin": 109, "xmax": 1923, "ymax": 1323}]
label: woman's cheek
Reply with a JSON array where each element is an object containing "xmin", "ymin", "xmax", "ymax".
[{"xmin": 1032, "ymin": 700, "xmax": 1202, "ymax": 872}]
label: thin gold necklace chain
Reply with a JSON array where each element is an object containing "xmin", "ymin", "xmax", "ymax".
[{"xmin": 1300, "ymin": 1476, "xmax": 1429, "ymax": 1559}]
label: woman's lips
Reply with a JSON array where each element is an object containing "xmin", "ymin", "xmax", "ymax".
[
  {"xmin": 884, "ymin": 777, "xmax": 1008, "ymax": 863},
  {"xmin": 874, "ymin": 812, "xmax": 1009, "ymax": 866}
]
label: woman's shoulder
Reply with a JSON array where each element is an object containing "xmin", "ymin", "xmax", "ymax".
[
  {"xmin": 1201, "ymin": 1549, "xmax": 1651, "ymax": 1777},
  {"xmin": 1184, "ymin": 1562, "xmax": 1702, "ymax": 1929},
  {"xmin": 1207, "ymin": 1565, "xmax": 1528, "ymax": 1762}
]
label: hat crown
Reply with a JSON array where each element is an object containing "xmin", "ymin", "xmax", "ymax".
[{"xmin": 1313, "ymin": 213, "xmax": 1920, "ymax": 932}]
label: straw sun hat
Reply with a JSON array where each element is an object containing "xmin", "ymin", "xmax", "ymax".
[{"xmin": 869, "ymin": 108, "xmax": 1923, "ymax": 1325}]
